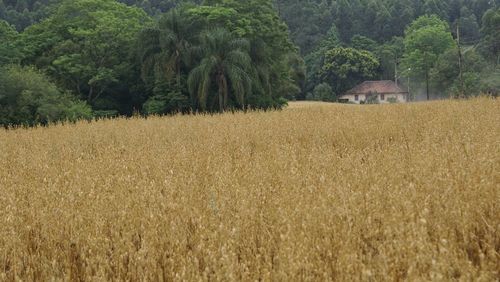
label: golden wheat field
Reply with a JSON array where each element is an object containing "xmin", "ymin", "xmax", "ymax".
[{"xmin": 0, "ymin": 98, "xmax": 499, "ymax": 281}]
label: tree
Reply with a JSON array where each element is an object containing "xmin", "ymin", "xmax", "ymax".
[
  {"xmin": 285, "ymin": 52, "xmax": 306, "ymax": 99},
  {"xmin": 423, "ymin": 0, "xmax": 449, "ymax": 20},
  {"xmin": 275, "ymin": 0, "xmax": 333, "ymax": 55},
  {"xmin": 0, "ymin": 20, "xmax": 20, "ymax": 65},
  {"xmin": 138, "ymin": 8, "xmax": 198, "ymax": 113},
  {"xmin": 188, "ymin": 0, "xmax": 297, "ymax": 108},
  {"xmin": 455, "ymin": 7, "xmax": 481, "ymax": 43},
  {"xmin": 18, "ymin": 0, "xmax": 151, "ymax": 114},
  {"xmin": 376, "ymin": 37, "xmax": 404, "ymax": 81},
  {"xmin": 479, "ymin": 8, "xmax": 500, "ymax": 65},
  {"xmin": 304, "ymin": 25, "xmax": 341, "ymax": 94},
  {"xmin": 431, "ymin": 47, "xmax": 496, "ymax": 97},
  {"xmin": 321, "ymin": 47, "xmax": 380, "ymax": 95},
  {"xmin": 350, "ymin": 35, "xmax": 378, "ymax": 52},
  {"xmin": 0, "ymin": 65, "xmax": 92, "ymax": 126},
  {"xmin": 187, "ymin": 28, "xmax": 252, "ymax": 112},
  {"xmin": 402, "ymin": 15, "xmax": 454, "ymax": 100},
  {"xmin": 312, "ymin": 83, "xmax": 334, "ymax": 101}
]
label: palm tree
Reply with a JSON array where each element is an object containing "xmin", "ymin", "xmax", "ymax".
[
  {"xmin": 138, "ymin": 9, "xmax": 198, "ymax": 87},
  {"xmin": 188, "ymin": 28, "xmax": 252, "ymax": 112},
  {"xmin": 248, "ymin": 38, "xmax": 274, "ymax": 97}
]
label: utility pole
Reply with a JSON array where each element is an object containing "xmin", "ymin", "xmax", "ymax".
[
  {"xmin": 407, "ymin": 68, "xmax": 411, "ymax": 102},
  {"xmin": 456, "ymin": 18, "xmax": 465, "ymax": 98},
  {"xmin": 395, "ymin": 61, "xmax": 398, "ymax": 87}
]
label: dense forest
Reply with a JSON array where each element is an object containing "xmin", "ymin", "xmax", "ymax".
[{"xmin": 0, "ymin": 0, "xmax": 499, "ymax": 126}]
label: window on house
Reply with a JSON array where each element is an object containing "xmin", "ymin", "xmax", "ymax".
[
  {"xmin": 381, "ymin": 94, "xmax": 385, "ymax": 100},
  {"xmin": 355, "ymin": 95, "xmax": 359, "ymax": 101}
]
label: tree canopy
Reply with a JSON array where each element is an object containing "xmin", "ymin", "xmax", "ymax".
[
  {"xmin": 402, "ymin": 15, "xmax": 455, "ymax": 100},
  {"xmin": 321, "ymin": 47, "xmax": 380, "ymax": 95},
  {"xmin": 0, "ymin": 65, "xmax": 91, "ymax": 126}
]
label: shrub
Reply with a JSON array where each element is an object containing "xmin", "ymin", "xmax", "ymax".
[
  {"xmin": 365, "ymin": 93, "xmax": 379, "ymax": 104},
  {"xmin": 313, "ymin": 83, "xmax": 335, "ymax": 102},
  {"xmin": 387, "ymin": 97, "xmax": 398, "ymax": 103},
  {"xmin": 0, "ymin": 65, "xmax": 92, "ymax": 126}
]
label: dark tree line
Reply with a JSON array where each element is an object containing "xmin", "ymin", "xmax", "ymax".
[{"xmin": 1, "ymin": 0, "xmax": 299, "ymax": 126}]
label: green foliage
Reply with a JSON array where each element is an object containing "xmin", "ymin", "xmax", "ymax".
[
  {"xmin": 321, "ymin": 47, "xmax": 380, "ymax": 94},
  {"xmin": 312, "ymin": 83, "xmax": 335, "ymax": 102},
  {"xmin": 187, "ymin": 28, "xmax": 252, "ymax": 112},
  {"xmin": 143, "ymin": 96, "xmax": 167, "ymax": 115},
  {"xmin": 375, "ymin": 37, "xmax": 404, "ymax": 80},
  {"xmin": 268, "ymin": 56, "xmax": 302, "ymax": 102},
  {"xmin": 245, "ymin": 94, "xmax": 288, "ymax": 110},
  {"xmin": 431, "ymin": 48, "xmax": 489, "ymax": 97},
  {"xmin": 0, "ymin": 20, "xmax": 20, "ymax": 65},
  {"xmin": 479, "ymin": 67, "xmax": 500, "ymax": 95},
  {"xmin": 387, "ymin": 97, "xmax": 398, "ymax": 103},
  {"xmin": 137, "ymin": 1, "xmax": 299, "ymax": 113},
  {"xmin": 304, "ymin": 26, "xmax": 341, "ymax": 93},
  {"xmin": 138, "ymin": 8, "xmax": 198, "ymax": 110},
  {"xmin": 350, "ymin": 35, "xmax": 378, "ymax": 52},
  {"xmin": 19, "ymin": 0, "xmax": 151, "ymax": 113},
  {"xmin": 402, "ymin": 15, "xmax": 455, "ymax": 99},
  {"xmin": 365, "ymin": 93, "xmax": 380, "ymax": 104},
  {"xmin": 455, "ymin": 7, "xmax": 480, "ymax": 43},
  {"xmin": 479, "ymin": 7, "xmax": 500, "ymax": 64},
  {"xmin": 0, "ymin": 0, "xmax": 59, "ymax": 31},
  {"xmin": 0, "ymin": 65, "xmax": 92, "ymax": 126},
  {"xmin": 190, "ymin": 0, "xmax": 298, "ymax": 105},
  {"xmin": 189, "ymin": 0, "xmax": 293, "ymax": 53},
  {"xmin": 143, "ymin": 83, "xmax": 190, "ymax": 115}
]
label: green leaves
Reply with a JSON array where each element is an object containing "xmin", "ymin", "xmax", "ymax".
[
  {"xmin": 187, "ymin": 28, "xmax": 252, "ymax": 112},
  {"xmin": 479, "ymin": 7, "xmax": 500, "ymax": 64},
  {"xmin": 312, "ymin": 83, "xmax": 335, "ymax": 102},
  {"xmin": 402, "ymin": 15, "xmax": 454, "ymax": 99},
  {"xmin": 138, "ymin": 2, "xmax": 299, "ymax": 113},
  {"xmin": 0, "ymin": 65, "xmax": 92, "ymax": 126},
  {"xmin": 19, "ymin": 0, "xmax": 151, "ymax": 107},
  {"xmin": 321, "ymin": 47, "xmax": 380, "ymax": 94},
  {"xmin": 0, "ymin": 20, "xmax": 20, "ymax": 65}
]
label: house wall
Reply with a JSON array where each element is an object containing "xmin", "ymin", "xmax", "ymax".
[
  {"xmin": 339, "ymin": 93, "xmax": 407, "ymax": 104},
  {"xmin": 339, "ymin": 94, "xmax": 365, "ymax": 104},
  {"xmin": 379, "ymin": 93, "xmax": 407, "ymax": 104}
]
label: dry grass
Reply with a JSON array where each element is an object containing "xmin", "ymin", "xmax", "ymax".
[
  {"xmin": 286, "ymin": 101, "xmax": 337, "ymax": 109},
  {"xmin": 0, "ymin": 98, "xmax": 499, "ymax": 281}
]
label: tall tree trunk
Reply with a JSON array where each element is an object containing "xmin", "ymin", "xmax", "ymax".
[
  {"xmin": 216, "ymin": 73, "xmax": 228, "ymax": 112},
  {"xmin": 176, "ymin": 61, "xmax": 181, "ymax": 88},
  {"xmin": 88, "ymin": 87, "xmax": 93, "ymax": 103},
  {"xmin": 218, "ymin": 91, "xmax": 223, "ymax": 113},
  {"xmin": 426, "ymin": 71, "xmax": 430, "ymax": 101},
  {"xmin": 222, "ymin": 76, "xmax": 228, "ymax": 110},
  {"xmin": 217, "ymin": 74, "xmax": 224, "ymax": 112}
]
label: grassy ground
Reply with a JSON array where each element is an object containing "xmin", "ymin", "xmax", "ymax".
[{"xmin": 0, "ymin": 98, "xmax": 498, "ymax": 280}]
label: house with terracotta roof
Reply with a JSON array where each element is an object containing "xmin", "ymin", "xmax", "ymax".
[{"xmin": 339, "ymin": 80, "xmax": 408, "ymax": 104}]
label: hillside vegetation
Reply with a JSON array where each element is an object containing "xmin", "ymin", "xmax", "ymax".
[{"xmin": 0, "ymin": 98, "xmax": 498, "ymax": 280}]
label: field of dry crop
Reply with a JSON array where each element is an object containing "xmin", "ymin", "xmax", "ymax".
[{"xmin": 0, "ymin": 98, "xmax": 499, "ymax": 281}]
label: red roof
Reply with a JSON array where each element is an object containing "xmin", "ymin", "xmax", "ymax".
[{"xmin": 346, "ymin": 81, "xmax": 407, "ymax": 95}]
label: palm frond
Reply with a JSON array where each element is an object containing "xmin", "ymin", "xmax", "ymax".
[
  {"xmin": 227, "ymin": 50, "xmax": 252, "ymax": 69},
  {"xmin": 188, "ymin": 56, "xmax": 218, "ymax": 110},
  {"xmin": 225, "ymin": 64, "xmax": 252, "ymax": 107},
  {"xmin": 229, "ymin": 38, "xmax": 250, "ymax": 53}
]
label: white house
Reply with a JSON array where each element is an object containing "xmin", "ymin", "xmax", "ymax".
[{"xmin": 338, "ymin": 81, "xmax": 409, "ymax": 104}]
